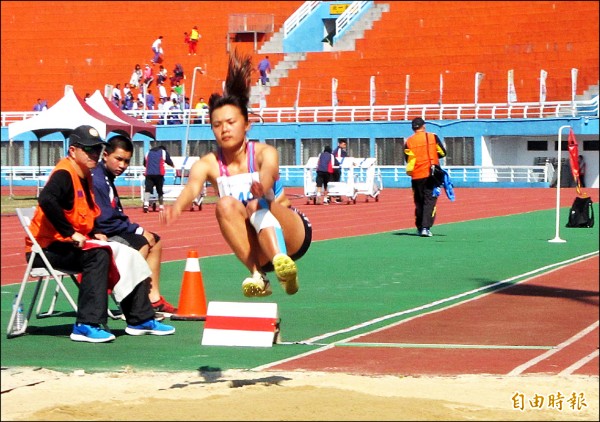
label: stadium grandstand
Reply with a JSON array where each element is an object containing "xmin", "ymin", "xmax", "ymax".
[{"xmin": 1, "ymin": 1, "xmax": 598, "ymax": 191}]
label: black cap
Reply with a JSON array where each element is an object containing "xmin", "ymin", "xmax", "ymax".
[
  {"xmin": 69, "ymin": 125, "xmax": 106, "ymax": 147},
  {"xmin": 411, "ymin": 117, "xmax": 426, "ymax": 130}
]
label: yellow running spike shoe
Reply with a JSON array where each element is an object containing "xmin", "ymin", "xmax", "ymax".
[
  {"xmin": 273, "ymin": 253, "xmax": 299, "ymax": 295},
  {"xmin": 242, "ymin": 271, "xmax": 273, "ymax": 298}
]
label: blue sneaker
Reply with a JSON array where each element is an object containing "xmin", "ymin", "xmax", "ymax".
[
  {"xmin": 125, "ymin": 319, "xmax": 175, "ymax": 336},
  {"xmin": 70, "ymin": 323, "xmax": 115, "ymax": 343}
]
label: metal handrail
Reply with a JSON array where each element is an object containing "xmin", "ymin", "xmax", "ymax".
[
  {"xmin": 283, "ymin": 1, "xmax": 321, "ymax": 37},
  {"xmin": 2, "ymin": 97, "xmax": 597, "ymax": 128}
]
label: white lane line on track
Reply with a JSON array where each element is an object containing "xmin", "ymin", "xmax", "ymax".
[
  {"xmin": 508, "ymin": 320, "xmax": 599, "ymax": 376},
  {"xmin": 558, "ymin": 349, "xmax": 600, "ymax": 376},
  {"xmin": 304, "ymin": 252, "xmax": 599, "ymax": 344},
  {"xmin": 254, "ymin": 252, "xmax": 598, "ymax": 371}
]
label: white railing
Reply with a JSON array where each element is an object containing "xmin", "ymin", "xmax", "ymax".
[
  {"xmin": 335, "ymin": 1, "xmax": 371, "ymax": 42},
  {"xmin": 1, "ymin": 165, "xmax": 552, "ymax": 193},
  {"xmin": 283, "ymin": 1, "xmax": 321, "ymax": 37},
  {"xmin": 2, "ymin": 97, "xmax": 597, "ymax": 128},
  {"xmin": 228, "ymin": 14, "xmax": 274, "ymax": 33}
]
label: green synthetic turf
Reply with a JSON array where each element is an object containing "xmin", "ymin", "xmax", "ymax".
[{"xmin": 1, "ymin": 207, "xmax": 598, "ymax": 374}]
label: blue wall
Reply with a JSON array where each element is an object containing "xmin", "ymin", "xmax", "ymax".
[
  {"xmin": 284, "ymin": 1, "xmax": 354, "ymax": 53},
  {"xmin": 2, "ymin": 116, "xmax": 598, "ymax": 165}
]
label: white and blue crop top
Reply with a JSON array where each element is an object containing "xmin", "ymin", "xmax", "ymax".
[{"xmin": 215, "ymin": 141, "xmax": 284, "ymax": 205}]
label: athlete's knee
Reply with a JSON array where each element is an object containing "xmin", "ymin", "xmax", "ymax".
[{"xmin": 215, "ymin": 196, "xmax": 244, "ymax": 218}]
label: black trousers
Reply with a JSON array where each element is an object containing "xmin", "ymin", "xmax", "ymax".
[
  {"xmin": 411, "ymin": 177, "xmax": 439, "ymax": 230},
  {"xmin": 145, "ymin": 174, "xmax": 165, "ymax": 197},
  {"xmin": 28, "ymin": 241, "xmax": 155, "ymax": 326}
]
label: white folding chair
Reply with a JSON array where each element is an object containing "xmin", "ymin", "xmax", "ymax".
[{"xmin": 7, "ymin": 207, "xmax": 121, "ymax": 339}]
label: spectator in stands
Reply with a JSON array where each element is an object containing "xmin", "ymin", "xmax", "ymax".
[
  {"xmin": 194, "ymin": 97, "xmax": 209, "ymax": 123},
  {"xmin": 112, "ymin": 83, "xmax": 122, "ymax": 107},
  {"xmin": 122, "ymin": 90, "xmax": 134, "ymax": 111},
  {"xmin": 33, "ymin": 98, "xmax": 44, "ymax": 112},
  {"xmin": 143, "ymin": 64, "xmax": 154, "ymax": 88},
  {"xmin": 143, "ymin": 145, "xmax": 174, "ymax": 212},
  {"xmin": 92, "ymin": 135, "xmax": 177, "ymax": 316},
  {"xmin": 165, "ymin": 49, "xmax": 311, "ymax": 299},
  {"xmin": 170, "ymin": 63, "xmax": 185, "ymax": 85},
  {"xmin": 168, "ymin": 99, "xmax": 182, "ymax": 125},
  {"xmin": 188, "ymin": 25, "xmax": 200, "ymax": 55},
  {"xmin": 404, "ymin": 117, "xmax": 447, "ymax": 237},
  {"xmin": 145, "ymin": 89, "xmax": 156, "ymax": 109},
  {"xmin": 156, "ymin": 98, "xmax": 166, "ymax": 124},
  {"xmin": 123, "ymin": 83, "xmax": 132, "ymax": 99},
  {"xmin": 157, "ymin": 65, "xmax": 168, "ymax": 85},
  {"xmin": 129, "ymin": 64, "xmax": 143, "ymax": 89},
  {"xmin": 26, "ymin": 125, "xmax": 175, "ymax": 342},
  {"xmin": 316, "ymin": 145, "xmax": 334, "ymax": 205},
  {"xmin": 132, "ymin": 100, "xmax": 144, "ymax": 117},
  {"xmin": 157, "ymin": 82, "xmax": 168, "ymax": 101},
  {"xmin": 173, "ymin": 81, "xmax": 184, "ymax": 103},
  {"xmin": 257, "ymin": 55, "xmax": 271, "ymax": 86},
  {"xmin": 150, "ymin": 35, "xmax": 163, "ymax": 65},
  {"xmin": 169, "ymin": 88, "xmax": 178, "ymax": 103},
  {"xmin": 332, "ymin": 139, "xmax": 348, "ymax": 202},
  {"xmin": 183, "ymin": 31, "xmax": 190, "ymax": 54}
]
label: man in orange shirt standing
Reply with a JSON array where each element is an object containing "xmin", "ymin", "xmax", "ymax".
[{"xmin": 404, "ymin": 118, "xmax": 447, "ymax": 237}]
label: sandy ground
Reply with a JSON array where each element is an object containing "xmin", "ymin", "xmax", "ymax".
[{"xmin": 1, "ymin": 367, "xmax": 598, "ymax": 421}]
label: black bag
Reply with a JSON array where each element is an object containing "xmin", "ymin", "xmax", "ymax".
[
  {"xmin": 565, "ymin": 196, "xmax": 594, "ymax": 228},
  {"xmin": 430, "ymin": 164, "xmax": 445, "ymax": 187}
]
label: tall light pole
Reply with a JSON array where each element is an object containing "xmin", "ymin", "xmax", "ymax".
[{"xmin": 183, "ymin": 66, "xmax": 204, "ymax": 156}]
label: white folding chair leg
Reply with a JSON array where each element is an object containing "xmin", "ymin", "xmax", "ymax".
[
  {"xmin": 35, "ymin": 274, "xmax": 78, "ymax": 318},
  {"xmin": 6, "ymin": 257, "xmax": 36, "ymax": 338},
  {"xmin": 108, "ymin": 293, "xmax": 124, "ymax": 320}
]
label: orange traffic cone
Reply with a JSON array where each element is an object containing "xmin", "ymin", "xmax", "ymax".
[{"xmin": 171, "ymin": 250, "xmax": 207, "ymax": 321}]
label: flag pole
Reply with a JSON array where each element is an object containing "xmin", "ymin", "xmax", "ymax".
[{"xmin": 548, "ymin": 125, "xmax": 571, "ymax": 243}]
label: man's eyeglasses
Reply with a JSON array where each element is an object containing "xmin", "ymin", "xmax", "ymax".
[{"xmin": 75, "ymin": 144, "xmax": 104, "ymax": 154}]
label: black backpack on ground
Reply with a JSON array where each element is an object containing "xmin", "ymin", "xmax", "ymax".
[{"xmin": 565, "ymin": 196, "xmax": 594, "ymax": 228}]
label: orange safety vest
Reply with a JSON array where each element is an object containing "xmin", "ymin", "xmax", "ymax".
[
  {"xmin": 26, "ymin": 157, "xmax": 100, "ymax": 252},
  {"xmin": 405, "ymin": 132, "xmax": 444, "ymax": 180}
]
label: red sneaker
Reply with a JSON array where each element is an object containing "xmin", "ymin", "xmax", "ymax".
[{"xmin": 152, "ymin": 296, "xmax": 177, "ymax": 315}]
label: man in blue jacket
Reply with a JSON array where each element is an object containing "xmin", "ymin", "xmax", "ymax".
[
  {"xmin": 92, "ymin": 135, "xmax": 177, "ymax": 316},
  {"xmin": 143, "ymin": 144, "xmax": 174, "ymax": 212}
]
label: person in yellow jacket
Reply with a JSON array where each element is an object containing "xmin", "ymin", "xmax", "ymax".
[
  {"xmin": 404, "ymin": 117, "xmax": 447, "ymax": 237},
  {"xmin": 189, "ymin": 25, "xmax": 201, "ymax": 55}
]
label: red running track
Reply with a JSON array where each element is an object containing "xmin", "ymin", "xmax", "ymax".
[
  {"xmin": 2, "ymin": 187, "xmax": 596, "ymax": 286},
  {"xmin": 265, "ymin": 256, "xmax": 598, "ymax": 376},
  {"xmin": 2, "ymin": 187, "xmax": 598, "ymax": 377}
]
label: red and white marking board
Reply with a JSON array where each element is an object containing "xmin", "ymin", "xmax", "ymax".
[{"xmin": 201, "ymin": 301, "xmax": 280, "ymax": 347}]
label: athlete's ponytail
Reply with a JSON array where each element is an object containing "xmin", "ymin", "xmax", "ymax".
[{"xmin": 208, "ymin": 48, "xmax": 253, "ymax": 122}]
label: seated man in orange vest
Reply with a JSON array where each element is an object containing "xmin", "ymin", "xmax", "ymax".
[{"xmin": 25, "ymin": 125, "xmax": 175, "ymax": 343}]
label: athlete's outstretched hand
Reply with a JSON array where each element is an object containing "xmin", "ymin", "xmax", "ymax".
[{"xmin": 163, "ymin": 205, "xmax": 181, "ymax": 226}]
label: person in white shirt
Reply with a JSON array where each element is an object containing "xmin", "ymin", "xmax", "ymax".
[{"xmin": 151, "ymin": 36, "xmax": 163, "ymax": 64}]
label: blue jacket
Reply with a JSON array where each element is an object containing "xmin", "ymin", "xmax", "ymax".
[
  {"xmin": 91, "ymin": 161, "xmax": 141, "ymax": 236},
  {"xmin": 317, "ymin": 151, "xmax": 334, "ymax": 173},
  {"xmin": 144, "ymin": 146, "xmax": 173, "ymax": 176}
]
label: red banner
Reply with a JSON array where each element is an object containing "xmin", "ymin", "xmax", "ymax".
[{"xmin": 567, "ymin": 128, "xmax": 580, "ymax": 191}]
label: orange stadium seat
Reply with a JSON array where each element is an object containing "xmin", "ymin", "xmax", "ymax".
[{"xmin": 1, "ymin": 1, "xmax": 598, "ymax": 111}]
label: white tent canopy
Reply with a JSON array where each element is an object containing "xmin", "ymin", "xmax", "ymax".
[
  {"xmin": 8, "ymin": 89, "xmax": 130, "ymax": 140},
  {"xmin": 86, "ymin": 90, "xmax": 156, "ymax": 139}
]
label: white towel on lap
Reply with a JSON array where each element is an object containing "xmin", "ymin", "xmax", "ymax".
[{"xmin": 84, "ymin": 240, "xmax": 152, "ymax": 302}]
